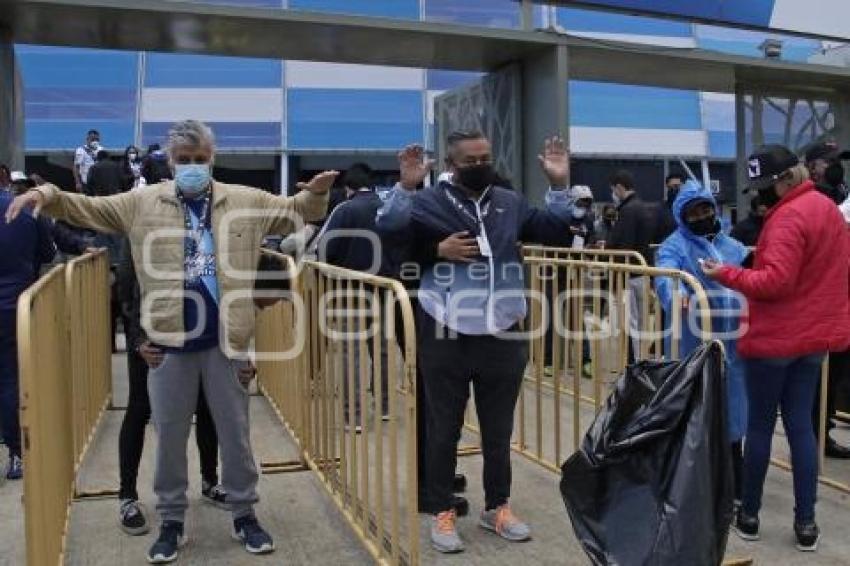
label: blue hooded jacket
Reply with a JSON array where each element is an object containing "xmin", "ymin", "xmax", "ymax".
[{"xmin": 654, "ymin": 180, "xmax": 748, "ymax": 440}]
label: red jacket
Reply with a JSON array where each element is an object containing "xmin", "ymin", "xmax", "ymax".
[{"xmin": 716, "ymin": 180, "xmax": 850, "ymax": 358}]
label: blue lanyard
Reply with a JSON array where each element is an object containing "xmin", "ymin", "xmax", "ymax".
[{"xmin": 178, "ymin": 193, "xmax": 211, "ymax": 248}]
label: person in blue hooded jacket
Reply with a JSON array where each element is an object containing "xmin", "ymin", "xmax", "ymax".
[
  {"xmin": 654, "ymin": 179, "xmax": 749, "ymax": 501},
  {"xmin": 377, "ymin": 131, "xmax": 575, "ymax": 554}
]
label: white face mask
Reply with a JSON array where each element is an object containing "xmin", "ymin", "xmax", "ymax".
[
  {"xmin": 572, "ymin": 207, "xmax": 588, "ymax": 220},
  {"xmin": 611, "ymin": 189, "xmax": 622, "ymax": 206}
]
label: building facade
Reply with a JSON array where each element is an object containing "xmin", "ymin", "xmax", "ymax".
[{"xmin": 16, "ymin": 0, "xmax": 827, "ymax": 201}]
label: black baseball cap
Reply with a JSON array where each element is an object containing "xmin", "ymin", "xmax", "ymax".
[
  {"xmin": 744, "ymin": 144, "xmax": 799, "ymax": 193},
  {"xmin": 804, "ymin": 140, "xmax": 850, "ymax": 163}
]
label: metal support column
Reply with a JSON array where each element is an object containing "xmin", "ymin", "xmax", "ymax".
[
  {"xmin": 0, "ymin": 28, "xmax": 24, "ymax": 170},
  {"xmin": 522, "ymin": 44, "xmax": 569, "ymax": 205},
  {"xmin": 735, "ymin": 83, "xmax": 748, "ymax": 216}
]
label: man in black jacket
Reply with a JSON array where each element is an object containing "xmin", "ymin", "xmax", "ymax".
[
  {"xmin": 656, "ymin": 173, "xmax": 685, "ymax": 243},
  {"xmin": 87, "ymin": 150, "xmax": 127, "ymax": 196},
  {"xmin": 320, "ymin": 163, "xmax": 390, "ymax": 274},
  {"xmin": 806, "ymin": 141, "xmax": 850, "ymax": 205},
  {"xmin": 318, "ymin": 164, "xmax": 470, "ymax": 523},
  {"xmin": 607, "ymin": 169, "xmax": 655, "ymax": 264},
  {"xmin": 730, "ymin": 195, "xmax": 766, "ymax": 247},
  {"xmin": 607, "ymin": 169, "xmax": 656, "ymax": 362},
  {"xmin": 804, "ymin": 141, "xmax": 850, "ymax": 459}
]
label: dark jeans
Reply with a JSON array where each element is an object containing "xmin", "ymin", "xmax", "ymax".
[
  {"xmin": 418, "ymin": 310, "xmax": 527, "ymax": 512},
  {"xmin": 813, "ymin": 348, "xmax": 850, "ymax": 435},
  {"xmin": 743, "ymin": 354, "xmax": 823, "ymax": 523},
  {"xmin": 0, "ymin": 309, "xmax": 21, "ymax": 457},
  {"xmin": 118, "ymin": 347, "xmax": 219, "ymax": 501}
]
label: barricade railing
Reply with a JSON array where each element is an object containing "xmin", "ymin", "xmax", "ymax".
[
  {"xmin": 18, "ymin": 250, "xmax": 112, "ymax": 566},
  {"xmin": 772, "ymin": 356, "xmax": 850, "ymax": 495},
  {"xmin": 66, "ymin": 251, "xmax": 112, "ymax": 468},
  {"xmin": 463, "ymin": 256, "xmax": 711, "ymax": 475},
  {"xmin": 255, "ymin": 252, "xmax": 419, "ymax": 565},
  {"xmin": 523, "ymin": 244, "xmax": 648, "ymax": 267}
]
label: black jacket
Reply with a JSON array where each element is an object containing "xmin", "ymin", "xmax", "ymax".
[
  {"xmin": 729, "ymin": 215, "xmax": 763, "ymax": 247},
  {"xmin": 815, "ymin": 181, "xmax": 848, "ymax": 206},
  {"xmin": 52, "ymin": 220, "xmax": 92, "ymax": 255},
  {"xmin": 117, "ymin": 238, "xmax": 145, "ymax": 351},
  {"xmin": 608, "ymin": 193, "xmax": 656, "ymax": 265},
  {"xmin": 87, "ymin": 159, "xmax": 127, "ymax": 196},
  {"xmin": 321, "ymin": 189, "xmax": 391, "ymax": 275},
  {"xmin": 655, "ymin": 203, "xmax": 677, "ymax": 244}
]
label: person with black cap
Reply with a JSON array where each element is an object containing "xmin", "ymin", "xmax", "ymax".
[
  {"xmin": 805, "ymin": 140, "xmax": 850, "ymax": 205},
  {"xmin": 804, "ymin": 141, "xmax": 850, "ymax": 459},
  {"xmin": 701, "ymin": 144, "xmax": 850, "ymax": 553}
]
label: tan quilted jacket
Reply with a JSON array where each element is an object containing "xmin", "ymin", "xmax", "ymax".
[{"xmin": 35, "ymin": 180, "xmax": 328, "ymax": 354}]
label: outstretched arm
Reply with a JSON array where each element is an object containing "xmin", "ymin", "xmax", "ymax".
[
  {"xmin": 5, "ymin": 183, "xmax": 137, "ymax": 234},
  {"xmin": 258, "ymin": 170, "xmax": 337, "ymax": 236}
]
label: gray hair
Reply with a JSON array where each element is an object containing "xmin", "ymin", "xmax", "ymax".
[{"xmin": 167, "ymin": 120, "xmax": 216, "ymax": 156}]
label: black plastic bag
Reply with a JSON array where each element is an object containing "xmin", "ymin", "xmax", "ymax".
[{"xmin": 560, "ymin": 342, "xmax": 734, "ymax": 566}]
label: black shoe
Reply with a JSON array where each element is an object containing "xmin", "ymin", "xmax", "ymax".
[
  {"xmin": 794, "ymin": 521, "xmax": 820, "ymax": 552},
  {"xmin": 201, "ymin": 481, "xmax": 229, "ymax": 509},
  {"xmin": 453, "ymin": 474, "xmax": 467, "ymax": 493},
  {"xmin": 147, "ymin": 521, "xmax": 186, "ymax": 564},
  {"xmin": 732, "ymin": 510, "xmax": 760, "ymax": 542},
  {"xmin": 119, "ymin": 499, "xmax": 150, "ymax": 536},
  {"xmin": 417, "ymin": 495, "xmax": 469, "ymax": 517},
  {"xmin": 825, "ymin": 437, "xmax": 850, "ymax": 459}
]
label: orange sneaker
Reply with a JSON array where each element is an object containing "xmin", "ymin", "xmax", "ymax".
[{"xmin": 431, "ymin": 509, "xmax": 464, "ymax": 553}]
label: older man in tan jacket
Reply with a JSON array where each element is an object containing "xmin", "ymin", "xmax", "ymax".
[{"xmin": 6, "ymin": 119, "xmax": 336, "ymax": 563}]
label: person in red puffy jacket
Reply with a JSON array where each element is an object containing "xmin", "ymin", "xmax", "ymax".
[{"xmin": 701, "ymin": 145, "xmax": 850, "ymax": 553}]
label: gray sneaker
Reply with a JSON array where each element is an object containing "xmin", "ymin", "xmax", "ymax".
[
  {"xmin": 479, "ymin": 504, "xmax": 531, "ymax": 542},
  {"xmin": 431, "ymin": 510, "xmax": 464, "ymax": 553}
]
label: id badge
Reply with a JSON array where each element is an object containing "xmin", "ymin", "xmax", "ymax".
[
  {"xmin": 572, "ymin": 235, "xmax": 585, "ymax": 250},
  {"xmin": 477, "ymin": 234, "xmax": 493, "ymax": 257}
]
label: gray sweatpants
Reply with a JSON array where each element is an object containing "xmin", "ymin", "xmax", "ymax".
[{"xmin": 148, "ymin": 346, "xmax": 258, "ymax": 523}]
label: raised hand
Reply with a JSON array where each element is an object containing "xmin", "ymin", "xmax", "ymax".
[
  {"xmin": 296, "ymin": 170, "xmax": 339, "ymax": 195},
  {"xmin": 538, "ymin": 136, "xmax": 570, "ymax": 187},
  {"xmin": 4, "ymin": 190, "xmax": 45, "ymax": 224},
  {"xmin": 398, "ymin": 144, "xmax": 434, "ymax": 190}
]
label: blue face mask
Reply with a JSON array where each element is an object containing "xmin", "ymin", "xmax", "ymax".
[{"xmin": 175, "ymin": 163, "xmax": 211, "ymax": 197}]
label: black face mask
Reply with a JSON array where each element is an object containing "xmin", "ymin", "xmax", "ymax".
[
  {"xmin": 825, "ymin": 162, "xmax": 845, "ymax": 188},
  {"xmin": 687, "ymin": 216, "xmax": 719, "ymax": 238},
  {"xmin": 455, "ymin": 164, "xmax": 495, "ymax": 194},
  {"xmin": 757, "ymin": 185, "xmax": 781, "ymax": 208}
]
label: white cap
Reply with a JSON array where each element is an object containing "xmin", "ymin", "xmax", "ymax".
[
  {"xmin": 10, "ymin": 171, "xmax": 27, "ymax": 182},
  {"xmin": 569, "ymin": 185, "xmax": 593, "ymax": 200}
]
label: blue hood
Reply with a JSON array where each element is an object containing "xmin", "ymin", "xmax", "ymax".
[{"xmin": 671, "ymin": 180, "xmax": 716, "ymax": 235}]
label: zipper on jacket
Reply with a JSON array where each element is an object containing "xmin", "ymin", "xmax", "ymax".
[{"xmin": 473, "ymin": 199, "xmax": 496, "ymax": 318}]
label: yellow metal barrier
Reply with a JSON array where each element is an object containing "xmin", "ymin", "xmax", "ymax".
[
  {"xmin": 523, "ymin": 244, "xmax": 648, "ymax": 266},
  {"xmin": 256, "ymin": 253, "xmax": 419, "ymax": 565},
  {"xmin": 461, "ymin": 256, "xmax": 711, "ymax": 475},
  {"xmin": 66, "ymin": 251, "xmax": 112, "ymax": 469},
  {"xmin": 18, "ymin": 266, "xmax": 72, "ymax": 566},
  {"xmin": 18, "ymin": 250, "xmax": 112, "ymax": 566}
]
